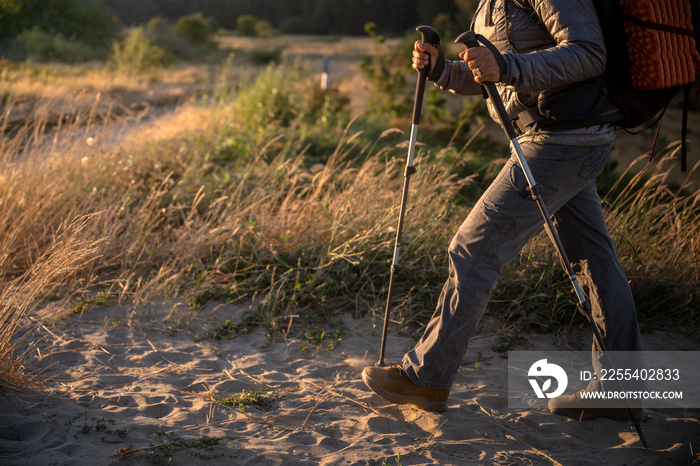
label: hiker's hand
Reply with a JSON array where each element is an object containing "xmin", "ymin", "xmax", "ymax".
[
  {"xmin": 460, "ymin": 46, "xmax": 499, "ymax": 83},
  {"xmin": 413, "ymin": 41, "xmax": 438, "ymax": 75}
]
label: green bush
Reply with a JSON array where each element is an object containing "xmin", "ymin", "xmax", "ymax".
[
  {"xmin": 112, "ymin": 27, "xmax": 172, "ymax": 72},
  {"xmin": 139, "ymin": 16, "xmax": 220, "ymax": 62},
  {"xmin": 175, "ymin": 12, "xmax": 213, "ymax": 45},
  {"xmin": 234, "ymin": 14, "xmax": 275, "ymax": 38},
  {"xmin": 19, "ymin": 26, "xmax": 100, "ymax": 62},
  {"xmin": 237, "ymin": 15, "xmax": 257, "ymax": 37},
  {"xmin": 229, "ymin": 62, "xmax": 348, "ymax": 137},
  {"xmin": 246, "ymin": 48, "xmax": 282, "ymax": 66},
  {"xmin": 232, "ymin": 64, "xmax": 302, "ymax": 128},
  {"xmin": 18, "ymin": 27, "xmax": 53, "ymax": 61},
  {"xmin": 254, "ymin": 20, "xmax": 275, "ymax": 38}
]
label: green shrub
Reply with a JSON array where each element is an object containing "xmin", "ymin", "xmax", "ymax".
[
  {"xmin": 237, "ymin": 15, "xmax": 257, "ymax": 37},
  {"xmin": 19, "ymin": 26, "xmax": 99, "ymax": 62},
  {"xmin": 254, "ymin": 20, "xmax": 275, "ymax": 38},
  {"xmin": 140, "ymin": 16, "xmax": 220, "ymax": 62},
  {"xmin": 17, "ymin": 27, "xmax": 53, "ymax": 61},
  {"xmin": 234, "ymin": 15, "xmax": 274, "ymax": 38},
  {"xmin": 231, "ymin": 64, "xmax": 304, "ymax": 128},
  {"xmin": 175, "ymin": 13, "xmax": 213, "ymax": 45},
  {"xmin": 246, "ymin": 48, "xmax": 282, "ymax": 66},
  {"xmin": 112, "ymin": 27, "xmax": 172, "ymax": 72},
  {"xmin": 47, "ymin": 33, "xmax": 100, "ymax": 62}
]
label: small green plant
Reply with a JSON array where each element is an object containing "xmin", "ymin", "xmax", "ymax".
[
  {"xmin": 65, "ymin": 413, "xmax": 135, "ymax": 440},
  {"xmin": 212, "ymin": 388, "xmax": 285, "ymax": 412},
  {"xmin": 380, "ymin": 453, "xmax": 404, "ymax": 466},
  {"xmin": 147, "ymin": 431, "xmax": 227, "ymax": 465},
  {"xmin": 299, "ymin": 326, "xmax": 346, "ymax": 356},
  {"xmin": 71, "ymin": 290, "xmax": 111, "ymax": 315},
  {"xmin": 202, "ymin": 312, "xmax": 267, "ymax": 340}
]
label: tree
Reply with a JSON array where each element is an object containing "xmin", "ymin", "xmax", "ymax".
[{"xmin": 1, "ymin": 0, "xmax": 119, "ymax": 49}]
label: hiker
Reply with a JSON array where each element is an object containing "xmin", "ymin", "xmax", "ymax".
[{"xmin": 363, "ymin": 0, "xmax": 645, "ymax": 420}]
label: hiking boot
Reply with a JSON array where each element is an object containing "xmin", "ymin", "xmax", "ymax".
[
  {"xmin": 548, "ymin": 391, "xmax": 644, "ymax": 421},
  {"xmin": 362, "ymin": 365, "xmax": 450, "ymax": 412}
]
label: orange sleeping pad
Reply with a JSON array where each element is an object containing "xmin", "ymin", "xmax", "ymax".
[{"xmin": 621, "ymin": 0, "xmax": 700, "ymax": 90}]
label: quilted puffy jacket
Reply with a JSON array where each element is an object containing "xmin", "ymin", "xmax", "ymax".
[{"xmin": 434, "ymin": 0, "xmax": 615, "ymax": 145}]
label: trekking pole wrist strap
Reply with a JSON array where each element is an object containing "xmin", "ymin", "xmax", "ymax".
[{"xmin": 428, "ymin": 45, "xmax": 446, "ymax": 82}]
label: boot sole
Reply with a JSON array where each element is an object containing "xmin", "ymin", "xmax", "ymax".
[{"xmin": 362, "ymin": 369, "xmax": 447, "ymax": 412}]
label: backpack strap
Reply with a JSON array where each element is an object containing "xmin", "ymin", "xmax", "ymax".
[{"xmin": 623, "ymin": 13, "xmax": 696, "ymax": 38}]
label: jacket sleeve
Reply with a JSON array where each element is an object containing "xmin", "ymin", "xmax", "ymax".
[
  {"xmin": 433, "ymin": 0, "xmax": 605, "ymax": 96},
  {"xmin": 500, "ymin": 0, "xmax": 606, "ymax": 92},
  {"xmin": 433, "ymin": 59, "xmax": 483, "ymax": 97}
]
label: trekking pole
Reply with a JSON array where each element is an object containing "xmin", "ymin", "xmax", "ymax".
[
  {"xmin": 377, "ymin": 25, "xmax": 440, "ymax": 367},
  {"xmin": 455, "ymin": 31, "xmax": 648, "ymax": 449}
]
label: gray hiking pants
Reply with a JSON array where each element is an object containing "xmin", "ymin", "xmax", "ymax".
[{"xmin": 402, "ymin": 139, "xmax": 643, "ymax": 391}]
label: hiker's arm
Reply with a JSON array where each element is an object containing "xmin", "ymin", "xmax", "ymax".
[
  {"xmin": 413, "ymin": 39, "xmax": 483, "ymax": 97},
  {"xmin": 428, "ymin": 56, "xmax": 483, "ymax": 97},
  {"xmin": 501, "ymin": 0, "xmax": 606, "ymax": 92}
]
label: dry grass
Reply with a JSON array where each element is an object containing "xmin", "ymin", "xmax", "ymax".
[
  {"xmin": 604, "ymin": 146, "xmax": 700, "ymax": 329},
  {"xmin": 0, "ymin": 60, "xmax": 230, "ymax": 131},
  {"xmin": 0, "ymin": 215, "xmax": 102, "ymax": 391}
]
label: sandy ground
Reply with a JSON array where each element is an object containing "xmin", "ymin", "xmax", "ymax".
[{"xmin": 1, "ymin": 301, "xmax": 699, "ymax": 465}]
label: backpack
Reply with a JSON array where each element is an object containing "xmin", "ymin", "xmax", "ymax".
[{"xmin": 512, "ymin": 0, "xmax": 700, "ymax": 171}]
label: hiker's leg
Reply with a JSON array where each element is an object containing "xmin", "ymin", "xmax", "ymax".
[
  {"xmin": 552, "ymin": 181, "xmax": 644, "ymax": 392},
  {"xmin": 403, "ymin": 141, "xmax": 613, "ymax": 390}
]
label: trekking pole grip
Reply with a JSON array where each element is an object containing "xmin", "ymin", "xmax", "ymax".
[
  {"xmin": 412, "ymin": 25, "xmax": 440, "ymax": 125},
  {"xmin": 454, "ymin": 31, "xmax": 517, "ymax": 140}
]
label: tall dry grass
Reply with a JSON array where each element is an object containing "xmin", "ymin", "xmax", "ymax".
[
  {"xmin": 604, "ymin": 145, "xmax": 700, "ymax": 330},
  {"xmin": 0, "ymin": 215, "xmax": 102, "ymax": 391}
]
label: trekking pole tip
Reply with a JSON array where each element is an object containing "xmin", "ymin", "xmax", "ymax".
[
  {"xmin": 632, "ymin": 423, "xmax": 649, "ymax": 449},
  {"xmin": 630, "ymin": 418, "xmax": 649, "ymax": 450}
]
